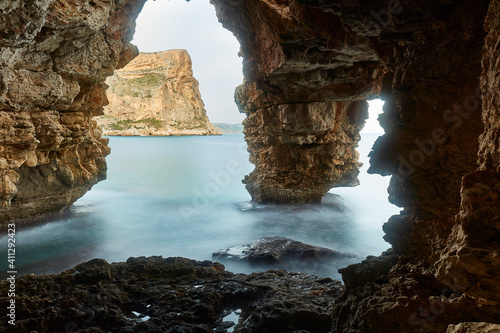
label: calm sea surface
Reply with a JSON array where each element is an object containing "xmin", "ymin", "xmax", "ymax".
[{"xmin": 1, "ymin": 134, "xmax": 400, "ymax": 279}]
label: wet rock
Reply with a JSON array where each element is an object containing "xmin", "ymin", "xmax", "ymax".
[
  {"xmin": 213, "ymin": 236, "xmax": 360, "ymax": 276},
  {"xmin": 0, "ymin": 256, "xmax": 343, "ymax": 333},
  {"xmin": 339, "ymin": 251, "xmax": 398, "ymax": 289}
]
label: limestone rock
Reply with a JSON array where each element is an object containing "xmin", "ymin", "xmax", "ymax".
[
  {"xmin": 0, "ymin": 0, "xmax": 147, "ymax": 223},
  {"xmin": 211, "ymin": 0, "xmax": 379, "ymax": 203},
  {"xmin": 434, "ymin": 0, "xmax": 500, "ymax": 309},
  {"xmin": 2, "ymin": 0, "xmax": 500, "ymax": 331},
  {"xmin": 96, "ymin": 50, "xmax": 220, "ymax": 136},
  {"xmin": 210, "ymin": 0, "xmax": 500, "ymax": 330}
]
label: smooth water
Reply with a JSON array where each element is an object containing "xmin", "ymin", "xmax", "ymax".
[{"xmin": 0, "ymin": 134, "xmax": 400, "ymax": 279}]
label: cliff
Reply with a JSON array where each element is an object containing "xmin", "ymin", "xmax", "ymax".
[
  {"xmin": 96, "ymin": 50, "xmax": 220, "ymax": 136},
  {"xmin": 0, "ymin": 0, "xmax": 147, "ymax": 223}
]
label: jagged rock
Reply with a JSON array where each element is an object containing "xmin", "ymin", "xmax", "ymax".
[
  {"xmin": 0, "ymin": 0, "xmax": 147, "ymax": 223},
  {"xmin": 210, "ymin": 0, "xmax": 500, "ymax": 330},
  {"xmin": 96, "ymin": 50, "xmax": 220, "ymax": 136},
  {"xmin": 1, "ymin": 0, "xmax": 500, "ymax": 332},
  {"xmin": 0, "ymin": 256, "xmax": 343, "ymax": 333},
  {"xmin": 433, "ymin": 0, "xmax": 500, "ymax": 306},
  {"xmin": 446, "ymin": 322, "xmax": 500, "ymax": 333},
  {"xmin": 213, "ymin": 236, "xmax": 360, "ymax": 275},
  {"xmin": 242, "ymin": 101, "xmax": 368, "ymax": 203}
]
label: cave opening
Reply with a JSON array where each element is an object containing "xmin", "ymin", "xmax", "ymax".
[
  {"xmin": 2, "ymin": 0, "xmax": 400, "ymax": 280},
  {"xmin": 331, "ymin": 98, "xmax": 401, "ymax": 257},
  {"xmin": 2, "ymin": 0, "xmax": 499, "ymax": 331},
  {"xmin": 89, "ymin": 0, "xmax": 401, "ymax": 274}
]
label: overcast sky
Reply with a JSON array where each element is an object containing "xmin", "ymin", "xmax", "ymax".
[
  {"xmin": 132, "ymin": 0, "xmax": 244, "ymax": 124},
  {"xmin": 132, "ymin": 0, "xmax": 384, "ymax": 133}
]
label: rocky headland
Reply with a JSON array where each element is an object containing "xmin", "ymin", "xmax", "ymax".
[
  {"xmin": 96, "ymin": 50, "xmax": 220, "ymax": 136},
  {"xmin": 214, "ymin": 123, "xmax": 244, "ymax": 134}
]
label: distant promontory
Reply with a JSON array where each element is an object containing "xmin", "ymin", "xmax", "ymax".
[
  {"xmin": 213, "ymin": 123, "xmax": 243, "ymax": 134},
  {"xmin": 96, "ymin": 50, "xmax": 220, "ymax": 136}
]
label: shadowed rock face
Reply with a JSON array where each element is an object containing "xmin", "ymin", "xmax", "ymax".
[
  {"xmin": 434, "ymin": 0, "xmax": 500, "ymax": 305},
  {"xmin": 0, "ymin": 0, "xmax": 147, "ymax": 223},
  {"xmin": 211, "ymin": 0, "xmax": 384, "ymax": 203},
  {"xmin": 211, "ymin": 0, "xmax": 500, "ymax": 331}
]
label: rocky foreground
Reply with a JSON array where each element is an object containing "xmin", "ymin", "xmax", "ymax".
[
  {"xmin": 2, "ymin": 256, "xmax": 499, "ymax": 333},
  {"xmin": 0, "ymin": 256, "xmax": 343, "ymax": 333}
]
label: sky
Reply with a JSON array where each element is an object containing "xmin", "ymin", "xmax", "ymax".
[
  {"xmin": 132, "ymin": 0, "xmax": 244, "ymax": 124},
  {"xmin": 132, "ymin": 0, "xmax": 384, "ymax": 133}
]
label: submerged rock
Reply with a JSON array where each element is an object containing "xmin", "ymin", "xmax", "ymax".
[
  {"xmin": 0, "ymin": 256, "xmax": 343, "ymax": 333},
  {"xmin": 213, "ymin": 236, "xmax": 360, "ymax": 276}
]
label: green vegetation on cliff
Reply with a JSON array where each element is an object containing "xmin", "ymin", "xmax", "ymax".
[
  {"xmin": 106, "ymin": 118, "xmax": 165, "ymax": 131},
  {"xmin": 113, "ymin": 73, "xmax": 168, "ymax": 99},
  {"xmin": 101, "ymin": 117, "xmax": 213, "ymax": 132}
]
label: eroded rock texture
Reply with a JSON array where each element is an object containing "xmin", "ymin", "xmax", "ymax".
[
  {"xmin": 211, "ymin": 0, "xmax": 382, "ymax": 203},
  {"xmin": 212, "ymin": 0, "xmax": 500, "ymax": 331},
  {"xmin": 0, "ymin": 0, "xmax": 146, "ymax": 223},
  {"xmin": 0, "ymin": 256, "xmax": 343, "ymax": 333},
  {"xmin": 96, "ymin": 49, "xmax": 220, "ymax": 136},
  {"xmin": 433, "ymin": 0, "xmax": 500, "ymax": 307},
  {"xmin": 1, "ymin": 0, "xmax": 500, "ymax": 331},
  {"xmin": 447, "ymin": 322, "xmax": 500, "ymax": 333},
  {"xmin": 331, "ymin": 0, "xmax": 500, "ymax": 331}
]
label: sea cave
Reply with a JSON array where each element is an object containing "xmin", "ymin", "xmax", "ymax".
[{"xmin": 0, "ymin": 0, "xmax": 499, "ymax": 332}]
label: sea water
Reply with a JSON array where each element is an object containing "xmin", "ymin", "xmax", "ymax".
[{"xmin": 0, "ymin": 134, "xmax": 400, "ymax": 279}]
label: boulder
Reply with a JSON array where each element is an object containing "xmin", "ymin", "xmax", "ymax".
[{"xmin": 213, "ymin": 236, "xmax": 360, "ymax": 275}]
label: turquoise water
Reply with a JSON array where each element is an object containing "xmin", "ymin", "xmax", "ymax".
[{"xmin": 0, "ymin": 134, "xmax": 400, "ymax": 279}]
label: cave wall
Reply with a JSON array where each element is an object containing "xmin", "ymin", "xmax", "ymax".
[
  {"xmin": 0, "ymin": 0, "xmax": 146, "ymax": 223},
  {"xmin": 0, "ymin": 0, "xmax": 498, "ymax": 331},
  {"xmin": 367, "ymin": 0, "xmax": 488, "ymax": 263},
  {"xmin": 330, "ymin": 0, "xmax": 500, "ymax": 331},
  {"xmin": 435, "ymin": 0, "xmax": 500, "ymax": 304},
  {"xmin": 211, "ymin": 0, "xmax": 499, "ymax": 331}
]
